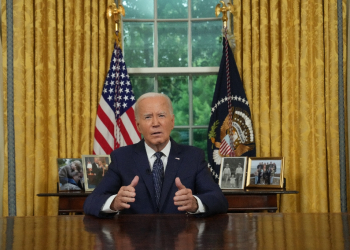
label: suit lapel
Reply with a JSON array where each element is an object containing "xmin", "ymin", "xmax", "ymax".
[
  {"xmin": 133, "ymin": 140, "xmax": 157, "ymax": 209},
  {"xmin": 159, "ymin": 139, "xmax": 183, "ymax": 210}
]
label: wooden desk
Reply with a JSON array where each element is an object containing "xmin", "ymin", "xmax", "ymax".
[
  {"xmin": 1, "ymin": 213, "xmax": 349, "ymax": 249},
  {"xmin": 37, "ymin": 189, "xmax": 297, "ymax": 214}
]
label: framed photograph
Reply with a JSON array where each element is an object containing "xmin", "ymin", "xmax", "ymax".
[
  {"xmin": 246, "ymin": 157, "xmax": 284, "ymax": 188},
  {"xmin": 57, "ymin": 158, "xmax": 84, "ymax": 191},
  {"xmin": 218, "ymin": 157, "xmax": 247, "ymax": 190},
  {"xmin": 82, "ymin": 155, "xmax": 111, "ymax": 191}
]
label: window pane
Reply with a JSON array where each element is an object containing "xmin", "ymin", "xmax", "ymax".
[
  {"xmin": 158, "ymin": 22, "xmax": 188, "ymax": 67},
  {"xmin": 191, "ymin": 0, "xmax": 219, "ymax": 18},
  {"xmin": 130, "ymin": 76, "xmax": 154, "ymax": 99},
  {"xmin": 193, "ymin": 129, "xmax": 208, "ymax": 160},
  {"xmin": 158, "ymin": 0, "xmax": 188, "ymax": 19},
  {"xmin": 171, "ymin": 129, "xmax": 189, "ymax": 145},
  {"xmin": 123, "ymin": 0, "xmax": 154, "ymax": 19},
  {"xmin": 123, "ymin": 22, "xmax": 154, "ymax": 67},
  {"xmin": 158, "ymin": 76, "xmax": 189, "ymax": 126},
  {"xmin": 192, "ymin": 21, "xmax": 222, "ymax": 67},
  {"xmin": 193, "ymin": 75, "xmax": 216, "ymax": 125}
]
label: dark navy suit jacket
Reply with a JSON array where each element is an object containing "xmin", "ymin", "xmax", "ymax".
[{"xmin": 83, "ymin": 139, "xmax": 228, "ymax": 218}]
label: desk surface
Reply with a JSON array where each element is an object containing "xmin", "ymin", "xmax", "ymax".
[
  {"xmin": 0, "ymin": 213, "xmax": 348, "ymax": 250},
  {"xmin": 37, "ymin": 188, "xmax": 298, "ymax": 196}
]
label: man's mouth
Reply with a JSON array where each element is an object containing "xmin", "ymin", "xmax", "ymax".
[{"xmin": 152, "ymin": 132, "xmax": 162, "ymax": 135}]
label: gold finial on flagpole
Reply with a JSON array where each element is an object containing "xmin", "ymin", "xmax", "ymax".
[
  {"xmin": 107, "ymin": 3, "xmax": 125, "ymax": 48},
  {"xmin": 215, "ymin": 1, "xmax": 234, "ymax": 28}
]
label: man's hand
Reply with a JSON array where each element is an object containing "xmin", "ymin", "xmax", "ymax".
[
  {"xmin": 173, "ymin": 177, "xmax": 198, "ymax": 213},
  {"xmin": 110, "ymin": 176, "xmax": 139, "ymax": 211}
]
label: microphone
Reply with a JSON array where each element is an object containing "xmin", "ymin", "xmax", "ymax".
[{"xmin": 146, "ymin": 168, "xmax": 151, "ymax": 175}]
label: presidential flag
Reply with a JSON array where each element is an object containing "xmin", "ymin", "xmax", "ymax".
[
  {"xmin": 207, "ymin": 37, "xmax": 256, "ymax": 181},
  {"xmin": 93, "ymin": 43, "xmax": 141, "ymax": 155}
]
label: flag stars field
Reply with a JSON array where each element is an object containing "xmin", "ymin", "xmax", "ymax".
[{"xmin": 210, "ymin": 95, "xmax": 250, "ymax": 115}]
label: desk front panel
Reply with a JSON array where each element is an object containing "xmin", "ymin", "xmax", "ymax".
[
  {"xmin": 225, "ymin": 194, "xmax": 277, "ymax": 212},
  {"xmin": 58, "ymin": 196, "xmax": 86, "ymax": 214}
]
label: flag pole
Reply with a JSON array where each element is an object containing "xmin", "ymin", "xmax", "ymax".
[
  {"xmin": 106, "ymin": 3, "xmax": 125, "ymax": 49},
  {"xmin": 215, "ymin": 1, "xmax": 235, "ymax": 155}
]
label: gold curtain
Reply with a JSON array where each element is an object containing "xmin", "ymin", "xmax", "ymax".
[
  {"xmin": 2, "ymin": 0, "xmax": 115, "ymax": 216},
  {"xmin": 232, "ymin": 0, "xmax": 346, "ymax": 212}
]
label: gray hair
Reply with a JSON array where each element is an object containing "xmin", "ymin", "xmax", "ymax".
[
  {"xmin": 134, "ymin": 92, "xmax": 173, "ymax": 121},
  {"xmin": 72, "ymin": 160, "xmax": 82, "ymax": 171}
]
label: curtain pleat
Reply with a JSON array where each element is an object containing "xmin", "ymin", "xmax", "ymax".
[
  {"xmin": 269, "ymin": 0, "xmax": 282, "ymax": 158},
  {"xmin": 13, "ymin": 0, "xmax": 28, "ymax": 216},
  {"xmin": 57, "ymin": 0, "xmax": 66, "ymax": 158},
  {"xmin": 2, "ymin": 0, "xmax": 8, "ymax": 217},
  {"xmin": 24, "ymin": 0, "xmax": 36, "ymax": 216},
  {"xmin": 64, "ymin": 2, "xmax": 74, "ymax": 158},
  {"xmin": 324, "ymin": 0, "xmax": 342, "ymax": 213},
  {"xmin": 90, "ymin": 1, "xmax": 99, "ymax": 143},
  {"xmin": 279, "ymin": 0, "xmax": 302, "ymax": 212}
]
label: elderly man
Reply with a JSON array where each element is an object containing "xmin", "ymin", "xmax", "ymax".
[{"xmin": 83, "ymin": 92, "xmax": 228, "ymax": 217}]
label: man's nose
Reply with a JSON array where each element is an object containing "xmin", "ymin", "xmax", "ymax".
[{"xmin": 151, "ymin": 116, "xmax": 160, "ymax": 126}]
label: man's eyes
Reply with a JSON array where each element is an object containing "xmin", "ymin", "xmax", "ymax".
[{"xmin": 144, "ymin": 114, "xmax": 166, "ymax": 119}]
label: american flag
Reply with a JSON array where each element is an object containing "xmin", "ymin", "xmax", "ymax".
[
  {"xmin": 219, "ymin": 135, "xmax": 233, "ymax": 156},
  {"xmin": 93, "ymin": 43, "xmax": 141, "ymax": 155}
]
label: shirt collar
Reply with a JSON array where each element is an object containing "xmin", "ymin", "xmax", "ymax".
[{"xmin": 144, "ymin": 140, "xmax": 171, "ymax": 159}]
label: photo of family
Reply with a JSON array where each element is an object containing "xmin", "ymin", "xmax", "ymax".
[
  {"xmin": 82, "ymin": 155, "xmax": 111, "ymax": 191},
  {"xmin": 57, "ymin": 158, "xmax": 84, "ymax": 191},
  {"xmin": 218, "ymin": 157, "xmax": 247, "ymax": 190},
  {"xmin": 246, "ymin": 157, "xmax": 284, "ymax": 188}
]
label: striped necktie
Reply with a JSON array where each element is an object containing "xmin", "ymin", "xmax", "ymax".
[{"xmin": 152, "ymin": 152, "xmax": 164, "ymax": 210}]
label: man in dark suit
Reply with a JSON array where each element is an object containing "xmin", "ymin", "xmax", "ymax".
[
  {"xmin": 83, "ymin": 92, "xmax": 228, "ymax": 218},
  {"xmin": 90, "ymin": 157, "xmax": 102, "ymax": 185}
]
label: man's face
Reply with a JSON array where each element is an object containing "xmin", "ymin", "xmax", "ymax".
[{"xmin": 136, "ymin": 96, "xmax": 174, "ymax": 151}]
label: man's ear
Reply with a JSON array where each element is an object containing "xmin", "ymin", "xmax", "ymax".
[{"xmin": 136, "ymin": 120, "xmax": 142, "ymax": 133}]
